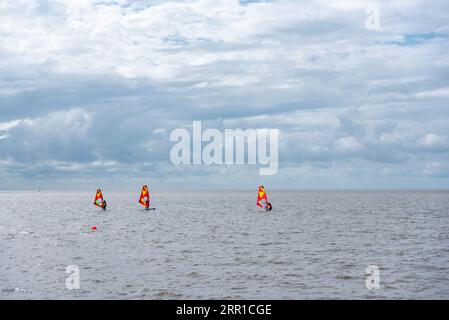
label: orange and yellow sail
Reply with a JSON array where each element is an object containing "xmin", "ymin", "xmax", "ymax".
[
  {"xmin": 256, "ymin": 185, "xmax": 268, "ymax": 208},
  {"xmin": 139, "ymin": 185, "xmax": 150, "ymax": 208},
  {"xmin": 94, "ymin": 189, "xmax": 105, "ymax": 208}
]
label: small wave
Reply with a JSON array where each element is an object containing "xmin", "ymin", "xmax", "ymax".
[
  {"xmin": 156, "ymin": 290, "xmax": 183, "ymax": 298},
  {"xmin": 230, "ymin": 286, "xmax": 246, "ymax": 290},
  {"xmin": 268, "ymin": 259, "xmax": 288, "ymax": 265},
  {"xmin": 258, "ymin": 241, "xmax": 288, "ymax": 246},
  {"xmin": 187, "ymin": 272, "xmax": 200, "ymax": 278},
  {"xmin": 284, "ymin": 273, "xmax": 302, "ymax": 278},
  {"xmin": 336, "ymin": 275, "xmax": 354, "ymax": 280}
]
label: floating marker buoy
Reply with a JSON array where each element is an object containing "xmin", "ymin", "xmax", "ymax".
[{"xmin": 91, "ymin": 226, "xmax": 97, "ymax": 231}]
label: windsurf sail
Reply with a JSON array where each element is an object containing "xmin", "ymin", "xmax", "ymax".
[
  {"xmin": 257, "ymin": 185, "xmax": 268, "ymax": 208},
  {"xmin": 94, "ymin": 189, "xmax": 105, "ymax": 208},
  {"xmin": 139, "ymin": 185, "xmax": 150, "ymax": 208}
]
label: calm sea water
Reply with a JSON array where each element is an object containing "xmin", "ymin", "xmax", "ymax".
[{"xmin": 1, "ymin": 191, "xmax": 448, "ymax": 299}]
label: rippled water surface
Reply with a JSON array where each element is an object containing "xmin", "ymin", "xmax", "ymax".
[{"xmin": 1, "ymin": 191, "xmax": 449, "ymax": 299}]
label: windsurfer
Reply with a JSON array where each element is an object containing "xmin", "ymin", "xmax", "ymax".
[
  {"xmin": 102, "ymin": 200, "xmax": 107, "ymax": 210},
  {"xmin": 257, "ymin": 185, "xmax": 272, "ymax": 212},
  {"xmin": 139, "ymin": 185, "xmax": 151, "ymax": 209}
]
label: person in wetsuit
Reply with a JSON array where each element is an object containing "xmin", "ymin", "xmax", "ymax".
[{"xmin": 102, "ymin": 200, "xmax": 107, "ymax": 210}]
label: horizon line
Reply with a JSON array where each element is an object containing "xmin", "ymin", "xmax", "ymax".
[{"xmin": 1, "ymin": 188, "xmax": 448, "ymax": 193}]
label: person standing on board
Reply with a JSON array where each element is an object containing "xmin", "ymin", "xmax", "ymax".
[{"xmin": 266, "ymin": 202, "xmax": 272, "ymax": 211}]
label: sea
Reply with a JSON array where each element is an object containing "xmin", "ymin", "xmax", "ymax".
[{"xmin": 1, "ymin": 190, "xmax": 448, "ymax": 299}]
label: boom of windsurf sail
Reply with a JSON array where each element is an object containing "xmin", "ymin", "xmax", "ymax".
[
  {"xmin": 257, "ymin": 185, "xmax": 268, "ymax": 208},
  {"xmin": 139, "ymin": 185, "xmax": 150, "ymax": 208},
  {"xmin": 94, "ymin": 189, "xmax": 105, "ymax": 208}
]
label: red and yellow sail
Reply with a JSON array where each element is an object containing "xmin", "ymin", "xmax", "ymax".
[
  {"xmin": 139, "ymin": 185, "xmax": 150, "ymax": 208},
  {"xmin": 94, "ymin": 189, "xmax": 105, "ymax": 208},
  {"xmin": 256, "ymin": 185, "xmax": 268, "ymax": 208}
]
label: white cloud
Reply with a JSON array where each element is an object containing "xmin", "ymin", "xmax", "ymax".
[
  {"xmin": 333, "ymin": 136, "xmax": 364, "ymax": 152},
  {"xmin": 418, "ymin": 133, "xmax": 447, "ymax": 147},
  {"xmin": 153, "ymin": 128, "xmax": 166, "ymax": 134},
  {"xmin": 0, "ymin": 120, "xmax": 21, "ymax": 131},
  {"xmin": 414, "ymin": 87, "xmax": 449, "ymax": 98}
]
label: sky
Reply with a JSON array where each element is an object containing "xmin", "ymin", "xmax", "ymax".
[{"xmin": 0, "ymin": 0, "xmax": 448, "ymax": 191}]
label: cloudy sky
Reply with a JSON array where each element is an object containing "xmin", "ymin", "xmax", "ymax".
[{"xmin": 0, "ymin": 0, "xmax": 448, "ymax": 190}]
